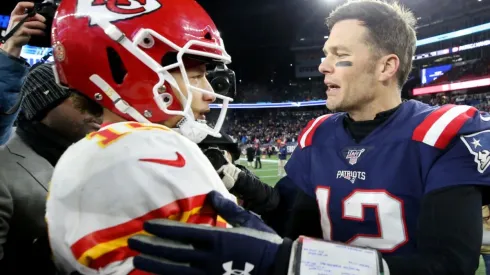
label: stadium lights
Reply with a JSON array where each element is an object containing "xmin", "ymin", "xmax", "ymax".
[
  {"xmin": 412, "ymin": 77, "xmax": 490, "ymax": 96},
  {"xmin": 209, "ymin": 100, "xmax": 327, "ymax": 109},
  {"xmin": 417, "ymin": 22, "xmax": 490, "ymax": 46},
  {"xmin": 413, "ymin": 39, "xmax": 490, "ymax": 61}
]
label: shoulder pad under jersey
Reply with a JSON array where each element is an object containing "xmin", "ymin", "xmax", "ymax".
[
  {"xmin": 412, "ymin": 104, "xmax": 477, "ymax": 149},
  {"xmin": 297, "ymin": 114, "xmax": 334, "ymax": 149}
]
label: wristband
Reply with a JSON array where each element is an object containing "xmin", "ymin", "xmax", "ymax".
[{"xmin": 287, "ymin": 236, "xmax": 385, "ymax": 275}]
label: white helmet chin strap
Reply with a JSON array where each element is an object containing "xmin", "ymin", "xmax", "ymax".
[{"xmin": 175, "ymin": 117, "xmax": 210, "ymax": 143}]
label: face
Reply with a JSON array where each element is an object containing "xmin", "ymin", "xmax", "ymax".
[
  {"xmin": 42, "ymin": 93, "xmax": 103, "ymax": 142},
  {"xmin": 319, "ymin": 20, "xmax": 379, "ymax": 113},
  {"xmin": 170, "ymin": 64, "xmax": 216, "ymax": 121}
]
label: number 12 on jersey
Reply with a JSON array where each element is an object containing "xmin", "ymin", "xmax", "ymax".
[{"xmin": 316, "ymin": 187, "xmax": 408, "ymax": 253}]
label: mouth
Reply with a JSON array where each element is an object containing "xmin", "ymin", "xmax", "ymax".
[
  {"xmin": 326, "ymin": 83, "xmax": 341, "ymax": 94},
  {"xmin": 196, "ymin": 110, "xmax": 209, "ymax": 120},
  {"xmin": 85, "ymin": 117, "xmax": 103, "ymax": 130},
  {"xmin": 88, "ymin": 121, "xmax": 101, "ymax": 130}
]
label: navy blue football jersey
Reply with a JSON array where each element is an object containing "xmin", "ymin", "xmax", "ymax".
[{"xmin": 285, "ymin": 100, "xmax": 490, "ymax": 256}]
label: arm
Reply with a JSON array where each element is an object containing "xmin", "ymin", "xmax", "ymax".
[
  {"xmin": 217, "ymin": 162, "xmax": 320, "ymax": 238},
  {"xmin": 282, "ymin": 187, "xmax": 323, "ymax": 240},
  {"xmin": 0, "ymin": 2, "xmax": 46, "ymax": 144},
  {"xmin": 0, "ymin": 179, "xmax": 14, "ymax": 261},
  {"xmin": 386, "ymin": 126, "xmax": 490, "ymax": 275},
  {"xmin": 0, "ymin": 50, "xmax": 28, "ymax": 144},
  {"xmin": 203, "ymin": 148, "xmax": 282, "ymax": 217},
  {"xmin": 231, "ymin": 171, "xmax": 280, "ymax": 215},
  {"xmin": 384, "ymin": 185, "xmax": 482, "ymax": 275}
]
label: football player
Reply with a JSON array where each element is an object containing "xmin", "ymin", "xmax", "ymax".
[
  {"xmin": 45, "ymin": 0, "xmax": 237, "ymax": 274},
  {"xmin": 127, "ymin": 0, "xmax": 490, "ymax": 275}
]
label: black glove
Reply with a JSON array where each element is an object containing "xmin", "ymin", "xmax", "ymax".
[{"xmin": 202, "ymin": 147, "xmax": 229, "ymax": 171}]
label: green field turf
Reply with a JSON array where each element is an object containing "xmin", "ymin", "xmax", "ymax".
[
  {"xmin": 239, "ymin": 155, "xmax": 487, "ymax": 275},
  {"xmin": 237, "ymin": 155, "xmax": 284, "ymax": 186},
  {"xmin": 478, "ymin": 256, "xmax": 486, "ymax": 275}
]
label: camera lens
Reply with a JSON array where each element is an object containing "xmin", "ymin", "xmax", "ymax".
[{"xmin": 211, "ymin": 76, "xmax": 231, "ymax": 94}]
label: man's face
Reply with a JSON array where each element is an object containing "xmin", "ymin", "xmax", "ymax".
[
  {"xmin": 45, "ymin": 93, "xmax": 103, "ymax": 142},
  {"xmin": 170, "ymin": 64, "xmax": 216, "ymax": 121},
  {"xmin": 319, "ymin": 20, "xmax": 379, "ymax": 113}
]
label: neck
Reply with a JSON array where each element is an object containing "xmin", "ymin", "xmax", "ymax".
[
  {"xmin": 347, "ymin": 90, "xmax": 402, "ymax": 122},
  {"xmin": 162, "ymin": 115, "xmax": 182, "ymax": 129},
  {"xmin": 103, "ymin": 109, "xmax": 127, "ymax": 124}
]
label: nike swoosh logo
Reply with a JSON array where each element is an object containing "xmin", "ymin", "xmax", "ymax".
[{"xmin": 140, "ymin": 152, "xmax": 186, "ymax": 168}]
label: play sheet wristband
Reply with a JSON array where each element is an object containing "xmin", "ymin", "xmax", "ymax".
[{"xmin": 286, "ymin": 236, "xmax": 389, "ymax": 275}]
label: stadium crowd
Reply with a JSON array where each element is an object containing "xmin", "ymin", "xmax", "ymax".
[{"xmin": 225, "ymin": 108, "xmax": 329, "ymax": 144}]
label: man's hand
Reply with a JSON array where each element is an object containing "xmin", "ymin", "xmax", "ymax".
[
  {"xmin": 128, "ymin": 191, "xmax": 292, "ymax": 275},
  {"xmin": 202, "ymin": 147, "xmax": 244, "ymax": 190},
  {"xmin": 217, "ymin": 163, "xmax": 243, "ymax": 190},
  {"xmin": 1, "ymin": 2, "xmax": 46, "ymax": 57}
]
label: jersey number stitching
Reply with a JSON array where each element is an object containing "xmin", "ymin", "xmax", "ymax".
[{"xmin": 316, "ymin": 187, "xmax": 408, "ymax": 253}]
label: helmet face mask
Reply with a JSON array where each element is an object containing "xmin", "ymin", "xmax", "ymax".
[{"xmin": 51, "ymin": 0, "xmax": 233, "ymax": 143}]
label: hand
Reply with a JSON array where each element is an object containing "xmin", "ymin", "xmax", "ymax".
[
  {"xmin": 206, "ymin": 190, "xmax": 277, "ymax": 233},
  {"xmin": 1, "ymin": 2, "xmax": 46, "ymax": 57},
  {"xmin": 217, "ymin": 163, "xmax": 243, "ymax": 190},
  {"xmin": 128, "ymin": 191, "xmax": 290, "ymax": 275}
]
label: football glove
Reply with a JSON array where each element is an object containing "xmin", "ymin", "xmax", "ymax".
[
  {"xmin": 217, "ymin": 163, "xmax": 243, "ymax": 190},
  {"xmin": 128, "ymin": 191, "xmax": 292, "ymax": 275}
]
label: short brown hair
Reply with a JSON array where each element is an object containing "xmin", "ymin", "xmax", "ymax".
[{"xmin": 327, "ymin": 0, "xmax": 417, "ymax": 87}]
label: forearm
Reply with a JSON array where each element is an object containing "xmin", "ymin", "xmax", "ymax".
[
  {"xmin": 231, "ymin": 172, "xmax": 280, "ymax": 215},
  {"xmin": 384, "ymin": 186, "xmax": 482, "ymax": 275}
]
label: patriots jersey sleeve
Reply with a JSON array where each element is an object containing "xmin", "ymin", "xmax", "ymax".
[
  {"xmin": 46, "ymin": 122, "xmax": 235, "ymax": 275},
  {"xmin": 285, "ymin": 115, "xmax": 332, "ymax": 196},
  {"xmin": 418, "ymin": 106, "xmax": 490, "ymax": 195},
  {"xmin": 285, "ymin": 146, "xmax": 313, "ymax": 195}
]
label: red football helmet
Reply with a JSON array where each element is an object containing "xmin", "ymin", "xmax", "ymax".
[{"xmin": 51, "ymin": 0, "xmax": 233, "ymax": 142}]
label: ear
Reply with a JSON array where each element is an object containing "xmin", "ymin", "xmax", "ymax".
[{"xmin": 377, "ymin": 54, "xmax": 400, "ymax": 83}]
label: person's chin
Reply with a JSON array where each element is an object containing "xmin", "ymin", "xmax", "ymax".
[{"xmin": 326, "ymin": 100, "xmax": 340, "ymax": 112}]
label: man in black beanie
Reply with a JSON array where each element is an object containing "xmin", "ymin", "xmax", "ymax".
[{"xmin": 0, "ymin": 62, "xmax": 102, "ymax": 274}]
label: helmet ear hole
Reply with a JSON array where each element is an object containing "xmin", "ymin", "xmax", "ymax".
[
  {"xmin": 204, "ymin": 32, "xmax": 212, "ymax": 40},
  {"xmin": 106, "ymin": 47, "xmax": 127, "ymax": 85},
  {"xmin": 140, "ymin": 35, "xmax": 155, "ymax": 49},
  {"xmin": 161, "ymin": 93, "xmax": 173, "ymax": 107}
]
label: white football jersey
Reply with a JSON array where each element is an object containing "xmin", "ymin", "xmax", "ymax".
[{"xmin": 46, "ymin": 122, "xmax": 236, "ymax": 275}]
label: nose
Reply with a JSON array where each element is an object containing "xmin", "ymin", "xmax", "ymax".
[
  {"xmin": 318, "ymin": 57, "xmax": 334, "ymax": 75},
  {"xmin": 202, "ymin": 91, "xmax": 216, "ymax": 103}
]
